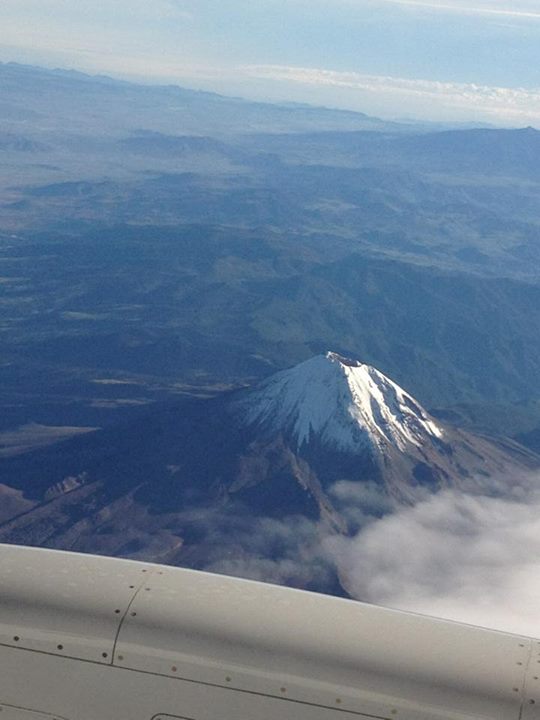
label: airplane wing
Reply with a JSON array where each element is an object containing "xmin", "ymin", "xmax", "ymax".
[{"xmin": 0, "ymin": 543, "xmax": 537, "ymax": 720}]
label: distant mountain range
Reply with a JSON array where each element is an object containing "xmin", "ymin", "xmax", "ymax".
[
  {"xmin": 1, "ymin": 353, "xmax": 537, "ymax": 594},
  {"xmin": 0, "ymin": 61, "xmax": 402, "ymax": 141}
]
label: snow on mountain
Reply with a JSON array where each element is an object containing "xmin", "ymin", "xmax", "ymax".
[{"xmin": 236, "ymin": 351, "xmax": 443, "ymax": 453}]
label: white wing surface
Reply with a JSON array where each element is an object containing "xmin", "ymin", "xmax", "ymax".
[{"xmin": 0, "ymin": 544, "xmax": 537, "ymax": 720}]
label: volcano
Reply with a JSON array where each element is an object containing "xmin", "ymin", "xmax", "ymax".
[{"xmin": 0, "ymin": 352, "xmax": 537, "ymax": 592}]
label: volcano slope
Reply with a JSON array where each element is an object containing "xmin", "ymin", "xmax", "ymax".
[{"xmin": 0, "ymin": 352, "xmax": 537, "ymax": 593}]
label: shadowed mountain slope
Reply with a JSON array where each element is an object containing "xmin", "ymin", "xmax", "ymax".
[{"xmin": 0, "ymin": 354, "xmax": 537, "ymax": 593}]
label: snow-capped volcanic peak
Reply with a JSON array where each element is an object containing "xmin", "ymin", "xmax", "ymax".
[{"xmin": 238, "ymin": 352, "xmax": 443, "ymax": 453}]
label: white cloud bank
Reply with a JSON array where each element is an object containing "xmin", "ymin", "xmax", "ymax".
[
  {"xmin": 327, "ymin": 487, "xmax": 540, "ymax": 637},
  {"xmin": 244, "ymin": 64, "xmax": 540, "ymax": 124},
  {"xmin": 373, "ymin": 0, "xmax": 540, "ymax": 19}
]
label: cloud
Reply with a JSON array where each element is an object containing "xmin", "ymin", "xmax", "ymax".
[
  {"xmin": 163, "ymin": 505, "xmax": 338, "ymax": 591},
  {"xmin": 328, "ymin": 480, "xmax": 393, "ymax": 531},
  {"xmin": 326, "ymin": 487, "xmax": 540, "ymax": 637},
  {"xmin": 371, "ymin": 0, "xmax": 540, "ymax": 19},
  {"xmin": 124, "ymin": 477, "xmax": 540, "ymax": 639},
  {"xmin": 243, "ymin": 64, "xmax": 540, "ymax": 123}
]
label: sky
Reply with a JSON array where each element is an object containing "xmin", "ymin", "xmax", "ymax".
[{"xmin": 1, "ymin": 0, "xmax": 540, "ymax": 124}]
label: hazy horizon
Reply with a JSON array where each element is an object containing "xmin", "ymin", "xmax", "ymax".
[{"xmin": 1, "ymin": 0, "xmax": 540, "ymax": 126}]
